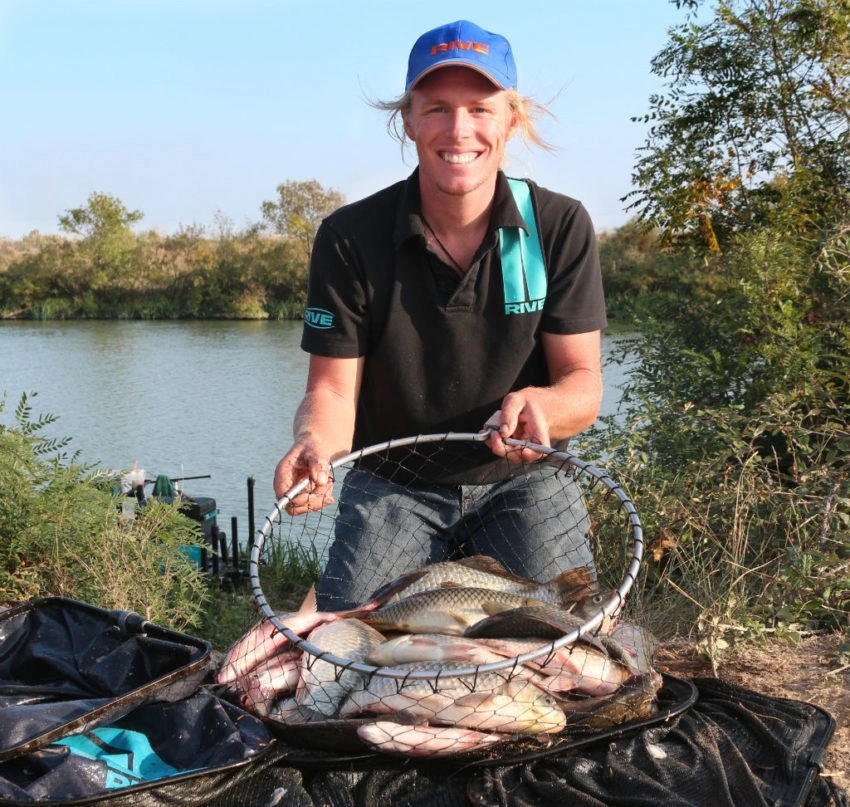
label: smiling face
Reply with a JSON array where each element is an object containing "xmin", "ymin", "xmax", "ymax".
[{"xmin": 403, "ymin": 67, "xmax": 519, "ymax": 206}]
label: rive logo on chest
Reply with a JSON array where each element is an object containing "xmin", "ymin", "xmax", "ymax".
[
  {"xmin": 505, "ymin": 298, "xmax": 546, "ymax": 315},
  {"xmin": 304, "ymin": 308, "xmax": 335, "ymax": 330},
  {"xmin": 501, "ymin": 178, "xmax": 547, "ymax": 317}
]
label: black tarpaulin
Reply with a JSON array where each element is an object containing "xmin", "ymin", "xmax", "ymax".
[
  {"xmin": 245, "ymin": 677, "xmax": 845, "ymax": 807},
  {"xmin": 0, "ymin": 598, "xmax": 211, "ymax": 761},
  {"xmin": 0, "ymin": 597, "xmax": 845, "ymax": 806},
  {"xmin": 0, "ymin": 598, "xmax": 276, "ymax": 805},
  {"xmin": 0, "ymin": 692, "xmax": 273, "ymax": 803}
]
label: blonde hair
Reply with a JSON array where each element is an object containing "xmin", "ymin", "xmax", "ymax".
[{"xmin": 372, "ymin": 88, "xmax": 555, "ymax": 154}]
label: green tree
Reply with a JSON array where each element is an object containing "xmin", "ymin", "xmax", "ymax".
[
  {"xmin": 589, "ymin": 0, "xmax": 850, "ymax": 654},
  {"xmin": 58, "ymin": 191, "xmax": 144, "ymax": 240},
  {"xmin": 0, "ymin": 236, "xmax": 70, "ymax": 315},
  {"xmin": 58, "ymin": 192, "xmax": 144, "ymax": 292},
  {"xmin": 260, "ymin": 179, "xmax": 345, "ymax": 265},
  {"xmin": 626, "ymin": 0, "xmax": 850, "ymax": 251}
]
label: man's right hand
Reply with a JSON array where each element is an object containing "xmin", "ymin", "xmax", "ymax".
[
  {"xmin": 274, "ymin": 354, "xmax": 363, "ymax": 515},
  {"xmin": 273, "ymin": 442, "xmax": 335, "ymax": 515}
]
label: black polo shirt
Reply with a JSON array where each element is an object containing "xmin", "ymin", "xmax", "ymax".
[{"xmin": 301, "ymin": 169, "xmax": 607, "ymax": 483}]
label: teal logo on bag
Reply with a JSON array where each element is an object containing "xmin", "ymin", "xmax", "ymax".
[
  {"xmin": 500, "ymin": 178, "xmax": 547, "ymax": 316},
  {"xmin": 304, "ymin": 308, "xmax": 335, "ymax": 329}
]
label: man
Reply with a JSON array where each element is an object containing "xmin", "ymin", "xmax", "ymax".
[{"xmin": 274, "ymin": 20, "xmax": 607, "ymax": 608}]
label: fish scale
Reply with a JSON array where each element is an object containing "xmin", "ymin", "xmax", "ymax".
[
  {"xmin": 297, "ymin": 618, "xmax": 386, "ymax": 717},
  {"xmin": 340, "ymin": 661, "xmax": 567, "ymax": 734},
  {"xmin": 382, "ymin": 556, "xmax": 598, "ymax": 607},
  {"xmin": 362, "ymin": 587, "xmax": 549, "ymax": 636}
]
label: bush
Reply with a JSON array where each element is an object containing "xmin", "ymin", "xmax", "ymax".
[
  {"xmin": 587, "ymin": 219, "xmax": 850, "ymax": 662},
  {"xmin": 0, "ymin": 392, "xmax": 210, "ymax": 631}
]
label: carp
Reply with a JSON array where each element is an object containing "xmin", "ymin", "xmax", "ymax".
[{"xmin": 339, "ymin": 661, "xmax": 567, "ymax": 734}]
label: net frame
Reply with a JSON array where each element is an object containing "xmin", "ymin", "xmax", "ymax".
[{"xmin": 249, "ymin": 431, "xmax": 644, "ymax": 685}]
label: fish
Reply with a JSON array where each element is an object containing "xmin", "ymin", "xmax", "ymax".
[
  {"xmin": 219, "ymin": 556, "xmax": 662, "ymax": 745},
  {"xmin": 339, "ymin": 661, "xmax": 567, "ymax": 734},
  {"xmin": 365, "ymin": 632, "xmax": 631, "ymax": 698},
  {"xmin": 559, "ymin": 670, "xmax": 664, "ymax": 728},
  {"xmin": 609, "ymin": 622, "xmax": 658, "ymax": 675},
  {"xmin": 570, "ymin": 589, "xmax": 623, "ymax": 633},
  {"xmin": 360, "ymin": 587, "xmax": 549, "ymax": 636},
  {"xmin": 381, "ymin": 555, "xmax": 598, "ymax": 608},
  {"xmin": 366, "ymin": 633, "xmax": 513, "ymax": 668},
  {"xmin": 472, "ymin": 636, "xmax": 634, "ymax": 697},
  {"xmin": 463, "ymin": 603, "xmax": 608, "ymax": 650},
  {"xmin": 356, "ymin": 720, "xmax": 511, "ymax": 758},
  {"xmin": 295, "ymin": 618, "xmax": 386, "ymax": 717},
  {"xmin": 216, "ymin": 575, "xmax": 418, "ymax": 686},
  {"xmin": 232, "ymin": 648, "xmax": 302, "ymax": 716},
  {"xmin": 216, "ymin": 589, "xmax": 320, "ymax": 686},
  {"xmin": 461, "ymin": 603, "xmax": 647, "ymax": 692}
]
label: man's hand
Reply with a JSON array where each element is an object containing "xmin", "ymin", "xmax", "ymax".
[
  {"xmin": 273, "ymin": 441, "xmax": 335, "ymax": 515},
  {"xmin": 481, "ymin": 397, "xmax": 549, "ymax": 464},
  {"xmin": 273, "ymin": 354, "xmax": 362, "ymax": 515},
  {"xmin": 481, "ymin": 331, "xmax": 604, "ymax": 463}
]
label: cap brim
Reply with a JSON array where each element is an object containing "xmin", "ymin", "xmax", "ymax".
[{"xmin": 408, "ymin": 62, "xmax": 509, "ymax": 91}]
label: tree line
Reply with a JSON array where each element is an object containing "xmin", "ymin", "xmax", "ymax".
[{"xmin": 0, "ymin": 180, "xmax": 345, "ymax": 320}]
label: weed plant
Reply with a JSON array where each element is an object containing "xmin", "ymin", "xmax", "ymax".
[
  {"xmin": 585, "ymin": 221, "xmax": 850, "ymax": 668},
  {"xmin": 0, "ymin": 392, "xmax": 210, "ymax": 632}
]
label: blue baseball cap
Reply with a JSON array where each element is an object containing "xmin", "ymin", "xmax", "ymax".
[{"xmin": 405, "ymin": 20, "xmax": 517, "ymax": 91}]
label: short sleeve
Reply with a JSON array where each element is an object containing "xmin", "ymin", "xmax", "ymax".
[
  {"xmin": 300, "ymin": 220, "xmax": 370, "ymax": 359},
  {"xmin": 534, "ymin": 190, "xmax": 608, "ymax": 335}
]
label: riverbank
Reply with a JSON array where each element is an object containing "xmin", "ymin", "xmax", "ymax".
[{"xmin": 657, "ymin": 632, "xmax": 850, "ymax": 794}]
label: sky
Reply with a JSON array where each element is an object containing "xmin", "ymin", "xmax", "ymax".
[{"xmin": 0, "ymin": 1, "xmax": 691, "ymax": 240}]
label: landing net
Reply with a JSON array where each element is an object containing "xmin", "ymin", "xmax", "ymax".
[{"xmin": 219, "ymin": 432, "xmax": 662, "ymax": 759}]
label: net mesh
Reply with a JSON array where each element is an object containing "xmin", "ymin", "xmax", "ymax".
[{"xmin": 218, "ymin": 433, "xmax": 657, "ymax": 759}]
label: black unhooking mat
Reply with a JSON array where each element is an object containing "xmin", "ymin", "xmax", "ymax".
[
  {"xmin": 0, "ymin": 598, "xmax": 277, "ymax": 805},
  {"xmin": 239, "ymin": 676, "xmax": 846, "ymax": 807},
  {"xmin": 0, "ymin": 598, "xmax": 845, "ymax": 805}
]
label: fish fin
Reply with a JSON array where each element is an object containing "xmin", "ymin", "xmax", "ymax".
[
  {"xmin": 550, "ymin": 566, "xmax": 594, "ymax": 586},
  {"xmin": 548, "ymin": 567, "xmax": 600, "ymax": 602},
  {"xmin": 455, "ymin": 555, "xmax": 537, "ymax": 585},
  {"xmin": 298, "ymin": 586, "xmax": 317, "ymax": 615},
  {"xmin": 360, "ymin": 569, "xmax": 429, "ymax": 607},
  {"xmin": 391, "ymin": 709, "xmax": 431, "ymax": 726},
  {"xmin": 454, "ymin": 555, "xmax": 510, "ymax": 574},
  {"xmin": 480, "ymin": 601, "xmax": 517, "ymax": 617},
  {"xmin": 454, "ymin": 692, "xmax": 512, "ymax": 709},
  {"xmin": 444, "ymin": 613, "xmax": 473, "ymax": 631}
]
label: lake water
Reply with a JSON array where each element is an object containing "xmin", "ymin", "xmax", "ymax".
[{"xmin": 0, "ymin": 321, "xmax": 632, "ymax": 545}]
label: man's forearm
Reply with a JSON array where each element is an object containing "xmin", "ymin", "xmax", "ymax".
[
  {"xmin": 292, "ymin": 387, "xmax": 357, "ymax": 460},
  {"xmin": 546, "ymin": 367, "xmax": 603, "ymax": 440}
]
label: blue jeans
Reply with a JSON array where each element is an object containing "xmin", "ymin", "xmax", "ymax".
[{"xmin": 315, "ymin": 465, "xmax": 595, "ymax": 609}]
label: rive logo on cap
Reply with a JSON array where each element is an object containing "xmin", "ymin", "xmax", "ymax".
[{"xmin": 406, "ymin": 20, "xmax": 517, "ymax": 91}]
